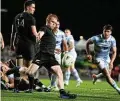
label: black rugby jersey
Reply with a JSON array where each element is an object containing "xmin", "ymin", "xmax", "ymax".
[
  {"xmin": 12, "ymin": 12, "xmax": 36, "ymax": 43},
  {"xmin": 39, "ymin": 26, "xmax": 56, "ymax": 55}
]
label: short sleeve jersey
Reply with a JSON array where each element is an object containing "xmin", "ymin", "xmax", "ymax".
[
  {"xmin": 90, "ymin": 34, "xmax": 116, "ymax": 62},
  {"xmin": 14, "ymin": 12, "xmax": 36, "ymax": 43},
  {"xmin": 55, "ymin": 29, "xmax": 66, "ymax": 50}
]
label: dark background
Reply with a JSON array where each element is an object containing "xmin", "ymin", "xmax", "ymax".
[{"xmin": 1, "ymin": 0, "xmax": 120, "ymax": 50}]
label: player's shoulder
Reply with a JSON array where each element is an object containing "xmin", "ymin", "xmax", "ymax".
[
  {"xmin": 110, "ymin": 35, "xmax": 116, "ymax": 41},
  {"xmin": 92, "ymin": 34, "xmax": 101, "ymax": 39},
  {"xmin": 67, "ymin": 35, "xmax": 74, "ymax": 40},
  {"xmin": 58, "ymin": 29, "xmax": 65, "ymax": 35},
  {"xmin": 39, "ymin": 25, "xmax": 50, "ymax": 32},
  {"xmin": 14, "ymin": 12, "xmax": 22, "ymax": 19}
]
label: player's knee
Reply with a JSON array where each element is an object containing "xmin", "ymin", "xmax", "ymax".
[
  {"xmin": 26, "ymin": 70, "xmax": 35, "ymax": 76},
  {"xmin": 57, "ymin": 67, "xmax": 63, "ymax": 77},
  {"xmin": 26, "ymin": 64, "xmax": 39, "ymax": 76}
]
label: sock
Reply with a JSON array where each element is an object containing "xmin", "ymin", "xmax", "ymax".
[
  {"xmin": 111, "ymin": 80, "xmax": 120, "ymax": 91},
  {"xmin": 14, "ymin": 79, "xmax": 20, "ymax": 90},
  {"xmin": 96, "ymin": 73, "xmax": 103, "ymax": 79},
  {"xmin": 14, "ymin": 70, "xmax": 20, "ymax": 90},
  {"xmin": 28, "ymin": 75, "xmax": 34, "ymax": 90},
  {"xmin": 64, "ymin": 71, "xmax": 71, "ymax": 84},
  {"xmin": 59, "ymin": 89, "xmax": 66, "ymax": 94},
  {"xmin": 6, "ymin": 66, "xmax": 20, "ymax": 75},
  {"xmin": 48, "ymin": 72, "xmax": 52, "ymax": 80},
  {"xmin": 34, "ymin": 79, "xmax": 45, "ymax": 88},
  {"xmin": 71, "ymin": 68, "xmax": 81, "ymax": 82},
  {"xmin": 51, "ymin": 74, "xmax": 57, "ymax": 87}
]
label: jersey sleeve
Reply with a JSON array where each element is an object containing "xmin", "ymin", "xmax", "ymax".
[
  {"xmin": 62, "ymin": 32, "xmax": 66, "ymax": 40},
  {"xmin": 39, "ymin": 27, "xmax": 46, "ymax": 32},
  {"xmin": 111, "ymin": 37, "xmax": 116, "ymax": 47},
  {"xmin": 29, "ymin": 16, "xmax": 36, "ymax": 26},
  {"xmin": 90, "ymin": 36, "xmax": 96, "ymax": 43},
  {"xmin": 69, "ymin": 35, "xmax": 74, "ymax": 42}
]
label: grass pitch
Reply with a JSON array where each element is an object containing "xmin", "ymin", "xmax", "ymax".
[{"xmin": 1, "ymin": 79, "xmax": 120, "ymax": 101}]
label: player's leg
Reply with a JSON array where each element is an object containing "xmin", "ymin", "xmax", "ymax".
[
  {"xmin": 13, "ymin": 55, "xmax": 23, "ymax": 93},
  {"xmin": 92, "ymin": 72, "xmax": 103, "ymax": 84},
  {"xmin": 49, "ymin": 53, "xmax": 61, "ymax": 90},
  {"xmin": 51, "ymin": 65, "xmax": 77, "ymax": 99},
  {"xmin": 102, "ymin": 68, "xmax": 120, "ymax": 94},
  {"xmin": 97, "ymin": 59, "xmax": 120, "ymax": 94},
  {"xmin": 70, "ymin": 64, "xmax": 83, "ymax": 87},
  {"xmin": 23, "ymin": 43, "xmax": 36, "ymax": 93},
  {"xmin": 64, "ymin": 67, "xmax": 71, "ymax": 86},
  {"xmin": 23, "ymin": 60, "xmax": 34, "ymax": 93},
  {"xmin": 34, "ymin": 69, "xmax": 50, "ymax": 92}
]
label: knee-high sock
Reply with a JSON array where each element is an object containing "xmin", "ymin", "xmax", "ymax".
[
  {"xmin": 64, "ymin": 71, "xmax": 71, "ymax": 84},
  {"xmin": 71, "ymin": 68, "xmax": 81, "ymax": 82},
  {"xmin": 111, "ymin": 80, "xmax": 120, "ymax": 91},
  {"xmin": 96, "ymin": 73, "xmax": 103, "ymax": 79},
  {"xmin": 28, "ymin": 75, "xmax": 34, "ymax": 90},
  {"xmin": 106, "ymin": 77, "xmax": 120, "ymax": 91},
  {"xmin": 34, "ymin": 79, "xmax": 45, "ymax": 88},
  {"xmin": 51, "ymin": 74, "xmax": 57, "ymax": 87},
  {"xmin": 14, "ymin": 70, "xmax": 20, "ymax": 90}
]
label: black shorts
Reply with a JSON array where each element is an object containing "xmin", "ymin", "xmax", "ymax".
[
  {"xmin": 16, "ymin": 39, "xmax": 35, "ymax": 61},
  {"xmin": 32, "ymin": 51, "xmax": 59, "ymax": 71}
]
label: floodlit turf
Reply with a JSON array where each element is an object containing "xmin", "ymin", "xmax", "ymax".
[{"xmin": 1, "ymin": 79, "xmax": 120, "ymax": 101}]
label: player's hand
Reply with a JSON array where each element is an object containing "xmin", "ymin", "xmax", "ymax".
[
  {"xmin": 86, "ymin": 54, "xmax": 92, "ymax": 61},
  {"xmin": 6, "ymin": 83, "xmax": 10, "ymax": 88}
]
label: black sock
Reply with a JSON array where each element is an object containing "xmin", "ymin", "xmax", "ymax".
[
  {"xmin": 14, "ymin": 78, "xmax": 20, "ymax": 90},
  {"xmin": 34, "ymin": 79, "xmax": 43, "ymax": 87},
  {"xmin": 59, "ymin": 89, "xmax": 66, "ymax": 94},
  {"xmin": 14, "ymin": 71, "xmax": 20, "ymax": 90},
  {"xmin": 28, "ymin": 75, "xmax": 34, "ymax": 89},
  {"xmin": 6, "ymin": 66, "xmax": 20, "ymax": 75},
  {"xmin": 48, "ymin": 72, "xmax": 52, "ymax": 80}
]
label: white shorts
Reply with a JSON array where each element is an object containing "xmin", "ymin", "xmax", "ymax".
[
  {"xmin": 68, "ymin": 51, "xmax": 77, "ymax": 62},
  {"xmin": 55, "ymin": 53, "xmax": 61, "ymax": 65},
  {"xmin": 95, "ymin": 58, "xmax": 109, "ymax": 70}
]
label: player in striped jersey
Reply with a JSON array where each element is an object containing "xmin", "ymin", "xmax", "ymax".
[
  {"xmin": 86, "ymin": 24, "xmax": 120, "ymax": 94},
  {"xmin": 64, "ymin": 29, "xmax": 83, "ymax": 87}
]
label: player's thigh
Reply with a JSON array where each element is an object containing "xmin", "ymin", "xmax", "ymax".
[
  {"xmin": 95, "ymin": 58, "xmax": 109, "ymax": 70},
  {"xmin": 55, "ymin": 53, "xmax": 61, "ymax": 65},
  {"xmin": 23, "ymin": 43, "xmax": 35, "ymax": 61}
]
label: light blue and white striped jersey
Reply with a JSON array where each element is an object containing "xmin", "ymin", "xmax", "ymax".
[
  {"xmin": 66, "ymin": 35, "xmax": 76, "ymax": 52},
  {"xmin": 90, "ymin": 34, "xmax": 116, "ymax": 63},
  {"xmin": 55, "ymin": 29, "xmax": 65, "ymax": 50}
]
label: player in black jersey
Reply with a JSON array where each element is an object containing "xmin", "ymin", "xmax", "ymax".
[
  {"xmin": 25, "ymin": 14, "xmax": 77, "ymax": 99},
  {"xmin": 10, "ymin": 0, "xmax": 38, "ymax": 93}
]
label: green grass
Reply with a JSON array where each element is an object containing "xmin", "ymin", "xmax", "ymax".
[{"xmin": 1, "ymin": 79, "xmax": 120, "ymax": 101}]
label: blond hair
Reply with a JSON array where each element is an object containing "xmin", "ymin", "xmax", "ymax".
[{"xmin": 46, "ymin": 13, "xmax": 58, "ymax": 24}]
